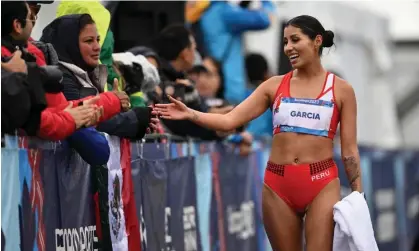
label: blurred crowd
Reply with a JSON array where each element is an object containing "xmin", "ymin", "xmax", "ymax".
[{"xmin": 1, "ymin": 0, "xmax": 277, "ymax": 160}]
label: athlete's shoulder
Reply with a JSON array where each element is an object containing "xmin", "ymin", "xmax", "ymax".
[
  {"xmin": 265, "ymin": 73, "xmax": 292, "ymax": 86},
  {"xmin": 334, "ymin": 76, "xmax": 353, "ymax": 90},
  {"xmin": 266, "ymin": 75, "xmax": 285, "ymax": 83},
  {"xmin": 333, "ymin": 75, "xmax": 356, "ymax": 100},
  {"xmin": 259, "ymin": 75, "xmax": 285, "ymax": 92}
]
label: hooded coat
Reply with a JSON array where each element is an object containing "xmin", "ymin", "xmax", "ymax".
[{"xmin": 40, "ymin": 14, "xmax": 121, "ymax": 120}]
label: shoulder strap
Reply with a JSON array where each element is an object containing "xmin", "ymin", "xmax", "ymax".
[
  {"xmin": 318, "ymin": 73, "xmax": 335, "ymax": 100},
  {"xmin": 323, "ymin": 73, "xmax": 334, "ymax": 92},
  {"xmin": 272, "ymin": 72, "xmax": 292, "ymax": 108}
]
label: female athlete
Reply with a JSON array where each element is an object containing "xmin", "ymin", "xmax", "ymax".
[{"xmin": 155, "ymin": 15, "xmax": 363, "ymax": 251}]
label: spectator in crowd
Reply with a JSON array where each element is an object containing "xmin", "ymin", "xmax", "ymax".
[
  {"xmin": 55, "ymin": 1, "xmax": 121, "ymax": 92},
  {"xmin": 187, "ymin": 65, "xmax": 232, "ymax": 114},
  {"xmin": 186, "ymin": 0, "xmax": 276, "ymax": 105},
  {"xmin": 152, "ymin": 24, "xmax": 225, "ymax": 140},
  {"xmin": 55, "ymin": 1, "xmax": 133, "ymax": 105},
  {"xmin": 41, "ymin": 14, "xmax": 157, "ymax": 139},
  {"xmin": 152, "ymin": 24, "xmax": 200, "ymax": 108},
  {"xmin": 1, "ymin": 1, "xmax": 103, "ymax": 140},
  {"xmin": 202, "ymin": 56, "xmax": 225, "ymax": 99},
  {"xmin": 191, "ymin": 56, "xmax": 253, "ymax": 154},
  {"xmin": 26, "ymin": 1, "xmax": 54, "ymax": 27},
  {"xmin": 244, "ymin": 53, "xmax": 272, "ymax": 137},
  {"xmin": 25, "ymin": 1, "xmax": 63, "ymax": 67}
]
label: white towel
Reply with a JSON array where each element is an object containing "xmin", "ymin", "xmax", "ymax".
[{"xmin": 333, "ymin": 191, "xmax": 379, "ymax": 251}]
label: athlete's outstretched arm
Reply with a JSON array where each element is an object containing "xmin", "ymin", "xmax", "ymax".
[
  {"xmin": 183, "ymin": 77, "xmax": 274, "ymax": 131},
  {"xmin": 339, "ymin": 81, "xmax": 363, "ymax": 192},
  {"xmin": 155, "ymin": 76, "xmax": 279, "ymax": 132}
]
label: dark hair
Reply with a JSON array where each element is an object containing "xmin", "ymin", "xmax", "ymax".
[
  {"xmin": 188, "ymin": 65, "xmax": 209, "ymax": 75},
  {"xmin": 286, "ymin": 15, "xmax": 335, "ymax": 55},
  {"xmin": 79, "ymin": 14, "xmax": 95, "ymax": 30},
  {"xmin": 28, "ymin": 1, "xmax": 55, "ymax": 5},
  {"xmin": 1, "ymin": 1, "xmax": 28, "ymax": 37},
  {"xmin": 152, "ymin": 24, "xmax": 192, "ymax": 61},
  {"xmin": 239, "ymin": 1, "xmax": 252, "ymax": 8},
  {"xmin": 245, "ymin": 53, "xmax": 268, "ymax": 82}
]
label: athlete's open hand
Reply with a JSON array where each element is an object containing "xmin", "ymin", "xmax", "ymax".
[{"xmin": 154, "ymin": 95, "xmax": 191, "ymax": 120}]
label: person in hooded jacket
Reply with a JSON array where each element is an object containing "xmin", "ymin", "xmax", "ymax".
[{"xmin": 41, "ymin": 14, "xmax": 157, "ymax": 139}]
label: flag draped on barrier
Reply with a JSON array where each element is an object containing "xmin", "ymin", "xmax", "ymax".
[
  {"xmin": 106, "ymin": 136, "xmax": 128, "ymax": 251},
  {"xmin": 1, "ymin": 137, "xmax": 419, "ymax": 251},
  {"xmin": 94, "ymin": 136, "xmax": 141, "ymax": 251}
]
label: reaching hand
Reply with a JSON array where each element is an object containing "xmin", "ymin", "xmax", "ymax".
[
  {"xmin": 240, "ymin": 131, "xmax": 253, "ymax": 145},
  {"xmin": 148, "ymin": 108, "xmax": 160, "ymax": 132},
  {"xmin": 63, "ymin": 102, "xmax": 96, "ymax": 129},
  {"xmin": 111, "ymin": 78, "xmax": 131, "ymax": 111},
  {"xmin": 239, "ymin": 143, "xmax": 252, "ymax": 156},
  {"xmin": 154, "ymin": 95, "xmax": 192, "ymax": 120}
]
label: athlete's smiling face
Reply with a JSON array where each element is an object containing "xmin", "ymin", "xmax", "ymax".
[{"xmin": 283, "ymin": 25, "xmax": 322, "ymax": 69}]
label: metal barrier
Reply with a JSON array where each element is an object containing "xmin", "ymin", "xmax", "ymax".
[{"xmin": 1, "ymin": 134, "xmax": 418, "ymax": 251}]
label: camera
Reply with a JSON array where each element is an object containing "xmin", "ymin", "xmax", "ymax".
[
  {"xmin": 116, "ymin": 62, "xmax": 145, "ymax": 96},
  {"xmin": 162, "ymin": 81, "xmax": 186, "ymax": 101},
  {"xmin": 38, "ymin": 65, "xmax": 63, "ymax": 92},
  {"xmin": 2, "ymin": 46, "xmax": 63, "ymax": 93}
]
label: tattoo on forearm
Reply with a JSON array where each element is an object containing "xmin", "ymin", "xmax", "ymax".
[
  {"xmin": 343, "ymin": 156, "xmax": 361, "ymax": 190},
  {"xmin": 191, "ymin": 110, "xmax": 199, "ymax": 121}
]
